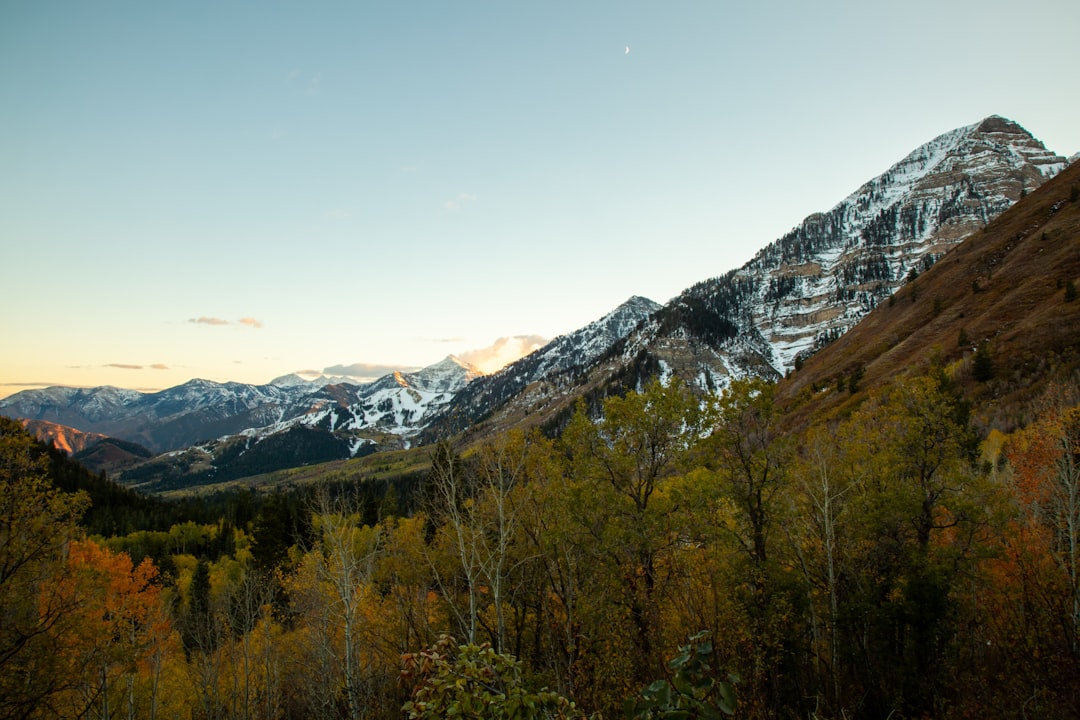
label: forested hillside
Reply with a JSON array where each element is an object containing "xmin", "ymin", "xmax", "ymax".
[{"xmin": 4, "ymin": 350, "xmax": 1080, "ymax": 719}]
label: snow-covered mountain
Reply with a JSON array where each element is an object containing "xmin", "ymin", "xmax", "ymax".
[
  {"xmin": 1, "ymin": 289, "xmax": 663, "ymax": 464},
  {"xmin": 246, "ymin": 294, "xmax": 664, "ymax": 450},
  {"xmin": 423, "ymin": 295, "xmax": 662, "ymax": 437},
  {"xmin": 0, "ymin": 381, "xmax": 294, "ymax": 452},
  {"xmin": 1, "ymin": 294, "xmax": 662, "ymax": 487},
  {"xmin": 0, "ymin": 357, "xmax": 482, "ymax": 456},
  {"xmin": 429, "ymin": 116, "xmax": 1070, "ymax": 440},
  {"xmin": 2, "ymin": 356, "xmax": 483, "ymax": 488},
  {"xmin": 268, "ymin": 373, "xmax": 363, "ymax": 389},
  {"xmin": 264, "ymin": 355, "xmax": 484, "ymax": 444},
  {"xmin": 618, "ymin": 115, "xmax": 1067, "ymax": 388}
]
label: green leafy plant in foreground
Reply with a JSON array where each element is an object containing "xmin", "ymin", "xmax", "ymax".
[
  {"xmin": 625, "ymin": 631, "xmax": 739, "ymax": 719},
  {"xmin": 401, "ymin": 634, "xmax": 593, "ymax": 719}
]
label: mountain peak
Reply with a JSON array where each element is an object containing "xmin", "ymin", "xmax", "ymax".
[
  {"xmin": 618, "ymin": 115, "xmax": 1069, "ymax": 389},
  {"xmin": 268, "ymin": 373, "xmax": 312, "ymax": 388},
  {"xmin": 974, "ymin": 114, "xmax": 1025, "ymax": 135},
  {"xmin": 623, "ymin": 295, "xmax": 659, "ymax": 308},
  {"xmin": 443, "ymin": 354, "xmax": 476, "ymax": 371},
  {"xmin": 392, "ymin": 355, "xmax": 484, "ymax": 392}
]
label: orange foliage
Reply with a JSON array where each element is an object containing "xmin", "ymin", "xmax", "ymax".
[{"xmin": 47, "ymin": 539, "xmax": 174, "ymax": 717}]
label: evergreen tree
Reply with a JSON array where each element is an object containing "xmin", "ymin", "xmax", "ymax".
[
  {"xmin": 183, "ymin": 559, "xmax": 214, "ymax": 655},
  {"xmin": 972, "ymin": 343, "xmax": 994, "ymax": 382}
]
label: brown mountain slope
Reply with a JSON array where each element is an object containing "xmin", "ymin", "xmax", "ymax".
[
  {"xmin": 778, "ymin": 160, "xmax": 1080, "ymax": 433},
  {"xmin": 19, "ymin": 418, "xmax": 108, "ymax": 454},
  {"xmin": 19, "ymin": 418, "xmax": 154, "ymax": 475}
]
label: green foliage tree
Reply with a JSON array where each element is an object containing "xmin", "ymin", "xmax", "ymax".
[
  {"xmin": 838, "ymin": 372, "xmax": 986, "ymax": 716},
  {"xmin": 847, "ymin": 365, "xmax": 864, "ymax": 394},
  {"xmin": 701, "ymin": 377, "xmax": 800, "ymax": 712},
  {"xmin": 182, "ymin": 559, "xmax": 213, "ymax": 653},
  {"xmin": 706, "ymin": 378, "xmax": 788, "ymax": 572},
  {"xmin": 563, "ymin": 380, "xmax": 706, "ymax": 689},
  {"xmin": 250, "ymin": 489, "xmax": 313, "ymax": 571}
]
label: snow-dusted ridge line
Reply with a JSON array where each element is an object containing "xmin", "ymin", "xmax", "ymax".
[{"xmin": 614, "ymin": 115, "xmax": 1069, "ymax": 393}]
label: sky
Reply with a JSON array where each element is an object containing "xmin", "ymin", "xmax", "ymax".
[{"xmin": 2, "ymin": 1, "xmax": 1078, "ymax": 398}]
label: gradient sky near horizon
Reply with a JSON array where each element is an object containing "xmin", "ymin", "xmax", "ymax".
[{"xmin": 2, "ymin": 1, "xmax": 1079, "ymax": 398}]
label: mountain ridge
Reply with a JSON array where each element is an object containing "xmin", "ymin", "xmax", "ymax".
[
  {"xmin": 2, "ymin": 115, "xmax": 1072, "ymax": 489},
  {"xmin": 618, "ymin": 114, "xmax": 1066, "ymax": 382},
  {"xmin": 426, "ymin": 115, "xmax": 1069, "ymax": 443}
]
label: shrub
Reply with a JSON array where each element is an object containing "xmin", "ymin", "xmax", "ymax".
[
  {"xmin": 625, "ymin": 631, "xmax": 738, "ymax": 719},
  {"xmin": 402, "ymin": 635, "xmax": 592, "ymax": 719}
]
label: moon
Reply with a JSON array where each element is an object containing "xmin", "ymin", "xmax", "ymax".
[{"xmin": 625, "ymin": 45, "xmax": 630, "ymax": 55}]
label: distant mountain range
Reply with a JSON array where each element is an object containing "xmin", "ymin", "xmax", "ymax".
[
  {"xmin": 2, "ymin": 115, "xmax": 1073, "ymax": 491},
  {"xmin": 0, "ymin": 358, "xmax": 484, "ymax": 455}
]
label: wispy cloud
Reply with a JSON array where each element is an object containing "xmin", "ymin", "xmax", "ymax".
[
  {"xmin": 1, "ymin": 381, "xmax": 76, "ymax": 389},
  {"xmin": 458, "ymin": 335, "xmax": 548, "ymax": 374},
  {"xmin": 150, "ymin": 364, "xmax": 169, "ymax": 370},
  {"xmin": 324, "ymin": 362, "xmax": 421, "ymax": 379},
  {"xmin": 284, "ymin": 69, "xmax": 321, "ymax": 96},
  {"xmin": 444, "ymin": 193, "xmax": 477, "ymax": 211},
  {"xmin": 189, "ymin": 316, "xmax": 264, "ymax": 329},
  {"xmin": 105, "ymin": 363, "xmax": 144, "ymax": 370}
]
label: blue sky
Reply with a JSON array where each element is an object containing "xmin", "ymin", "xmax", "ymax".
[{"xmin": 2, "ymin": 1, "xmax": 1078, "ymax": 396}]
